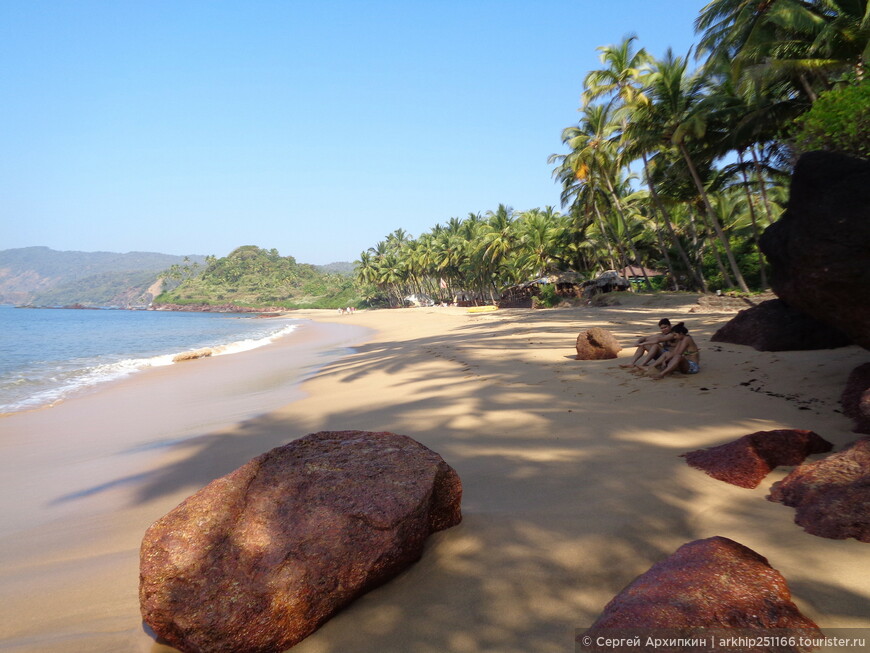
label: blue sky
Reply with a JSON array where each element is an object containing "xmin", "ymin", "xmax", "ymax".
[{"xmin": 1, "ymin": 1, "xmax": 705, "ymax": 265}]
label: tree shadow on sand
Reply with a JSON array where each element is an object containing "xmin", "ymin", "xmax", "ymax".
[{"xmin": 46, "ymin": 306, "xmax": 869, "ymax": 652}]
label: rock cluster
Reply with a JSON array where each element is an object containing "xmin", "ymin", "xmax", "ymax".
[
  {"xmin": 768, "ymin": 437, "xmax": 870, "ymax": 542},
  {"xmin": 579, "ymin": 537, "xmax": 820, "ymax": 651},
  {"xmin": 711, "ymin": 299, "xmax": 851, "ymax": 351},
  {"xmin": 576, "ymin": 327, "xmax": 622, "ymax": 360},
  {"xmin": 139, "ymin": 430, "xmax": 462, "ymax": 653},
  {"xmin": 682, "ymin": 430, "xmax": 833, "ymax": 489},
  {"xmin": 759, "ymin": 151, "xmax": 870, "ymax": 350}
]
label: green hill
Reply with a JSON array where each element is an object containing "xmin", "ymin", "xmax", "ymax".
[{"xmin": 154, "ymin": 246, "xmax": 360, "ymax": 310}]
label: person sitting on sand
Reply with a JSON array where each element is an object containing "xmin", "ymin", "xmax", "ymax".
[
  {"xmin": 619, "ymin": 318, "xmax": 676, "ymax": 368},
  {"xmin": 648, "ymin": 323, "xmax": 700, "ymax": 379}
]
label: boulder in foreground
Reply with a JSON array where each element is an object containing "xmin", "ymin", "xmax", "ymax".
[
  {"xmin": 576, "ymin": 327, "xmax": 622, "ymax": 360},
  {"xmin": 578, "ymin": 537, "xmax": 821, "ymax": 652},
  {"xmin": 768, "ymin": 437, "xmax": 870, "ymax": 542},
  {"xmin": 682, "ymin": 429, "xmax": 833, "ymax": 489},
  {"xmin": 139, "ymin": 430, "xmax": 462, "ymax": 653}
]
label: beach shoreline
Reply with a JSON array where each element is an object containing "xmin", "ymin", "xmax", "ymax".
[{"xmin": 1, "ymin": 296, "xmax": 868, "ymax": 652}]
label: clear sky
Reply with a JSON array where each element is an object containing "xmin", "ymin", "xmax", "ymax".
[{"xmin": 1, "ymin": 1, "xmax": 705, "ymax": 265}]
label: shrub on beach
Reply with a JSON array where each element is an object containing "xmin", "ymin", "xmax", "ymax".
[{"xmin": 532, "ymin": 284, "xmax": 561, "ymax": 309}]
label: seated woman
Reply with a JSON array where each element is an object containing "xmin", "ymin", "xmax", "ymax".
[
  {"xmin": 619, "ymin": 318, "xmax": 676, "ymax": 369},
  {"xmin": 648, "ymin": 323, "xmax": 700, "ymax": 379}
]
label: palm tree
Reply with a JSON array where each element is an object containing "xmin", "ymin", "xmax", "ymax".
[
  {"xmin": 582, "ymin": 34, "xmax": 652, "ymax": 108},
  {"xmin": 696, "ymin": 0, "xmax": 868, "ymax": 99},
  {"xmin": 514, "ymin": 208, "xmax": 568, "ymax": 279},
  {"xmin": 642, "ymin": 49, "xmax": 751, "ymax": 292},
  {"xmin": 551, "ymin": 102, "xmax": 638, "ymax": 276}
]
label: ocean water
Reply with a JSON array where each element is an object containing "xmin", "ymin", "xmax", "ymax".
[{"xmin": 0, "ymin": 305, "xmax": 303, "ymax": 413}]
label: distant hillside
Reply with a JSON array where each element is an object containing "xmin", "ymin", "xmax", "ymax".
[
  {"xmin": 316, "ymin": 261, "xmax": 355, "ymax": 276},
  {"xmin": 0, "ymin": 247, "xmax": 207, "ymax": 307}
]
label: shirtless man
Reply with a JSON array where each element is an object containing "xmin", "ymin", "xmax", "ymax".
[
  {"xmin": 648, "ymin": 323, "xmax": 700, "ymax": 379},
  {"xmin": 619, "ymin": 318, "xmax": 676, "ymax": 369}
]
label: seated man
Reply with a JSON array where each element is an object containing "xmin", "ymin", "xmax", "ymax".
[
  {"xmin": 648, "ymin": 323, "xmax": 700, "ymax": 379},
  {"xmin": 619, "ymin": 318, "xmax": 676, "ymax": 369}
]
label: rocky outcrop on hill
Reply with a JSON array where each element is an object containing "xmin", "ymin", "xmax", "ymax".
[
  {"xmin": 576, "ymin": 327, "xmax": 622, "ymax": 360},
  {"xmin": 759, "ymin": 151, "xmax": 870, "ymax": 350},
  {"xmin": 139, "ymin": 430, "xmax": 462, "ymax": 653},
  {"xmin": 682, "ymin": 429, "xmax": 833, "ymax": 489},
  {"xmin": 841, "ymin": 363, "xmax": 870, "ymax": 434},
  {"xmin": 711, "ymin": 299, "xmax": 851, "ymax": 351},
  {"xmin": 578, "ymin": 537, "xmax": 820, "ymax": 650},
  {"xmin": 768, "ymin": 437, "xmax": 870, "ymax": 542}
]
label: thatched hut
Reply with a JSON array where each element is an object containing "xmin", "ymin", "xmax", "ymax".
[{"xmin": 580, "ymin": 270, "xmax": 631, "ymax": 298}]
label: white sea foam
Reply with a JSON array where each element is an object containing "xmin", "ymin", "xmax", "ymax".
[
  {"xmin": 211, "ymin": 323, "xmax": 300, "ymax": 356},
  {"xmin": 0, "ymin": 320, "xmax": 301, "ymax": 414}
]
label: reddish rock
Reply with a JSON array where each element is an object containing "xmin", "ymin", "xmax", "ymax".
[
  {"xmin": 759, "ymin": 151, "xmax": 870, "ymax": 350},
  {"xmin": 579, "ymin": 537, "xmax": 821, "ymax": 651},
  {"xmin": 841, "ymin": 363, "xmax": 870, "ymax": 434},
  {"xmin": 576, "ymin": 327, "xmax": 622, "ymax": 360},
  {"xmin": 711, "ymin": 299, "xmax": 851, "ymax": 351},
  {"xmin": 682, "ymin": 430, "xmax": 833, "ymax": 489},
  {"xmin": 139, "ymin": 430, "xmax": 462, "ymax": 653},
  {"xmin": 768, "ymin": 437, "xmax": 870, "ymax": 542}
]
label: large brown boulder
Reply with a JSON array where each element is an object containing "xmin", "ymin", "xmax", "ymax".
[
  {"xmin": 768, "ymin": 437, "xmax": 870, "ymax": 542},
  {"xmin": 682, "ymin": 429, "xmax": 833, "ymax": 489},
  {"xmin": 759, "ymin": 151, "xmax": 870, "ymax": 350},
  {"xmin": 576, "ymin": 327, "xmax": 622, "ymax": 360},
  {"xmin": 139, "ymin": 430, "xmax": 462, "ymax": 653},
  {"xmin": 711, "ymin": 299, "xmax": 851, "ymax": 351},
  {"xmin": 841, "ymin": 363, "xmax": 870, "ymax": 434},
  {"xmin": 578, "ymin": 537, "xmax": 820, "ymax": 651}
]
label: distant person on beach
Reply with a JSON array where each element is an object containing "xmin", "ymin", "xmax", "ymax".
[
  {"xmin": 619, "ymin": 318, "xmax": 676, "ymax": 369},
  {"xmin": 648, "ymin": 323, "xmax": 700, "ymax": 379}
]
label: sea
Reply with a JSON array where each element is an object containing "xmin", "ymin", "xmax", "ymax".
[{"xmin": 0, "ymin": 305, "xmax": 306, "ymax": 414}]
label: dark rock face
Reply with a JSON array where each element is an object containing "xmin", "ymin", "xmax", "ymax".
[
  {"xmin": 841, "ymin": 363, "xmax": 870, "ymax": 434},
  {"xmin": 576, "ymin": 327, "xmax": 622, "ymax": 360},
  {"xmin": 768, "ymin": 437, "xmax": 870, "ymax": 542},
  {"xmin": 711, "ymin": 299, "xmax": 851, "ymax": 351},
  {"xmin": 759, "ymin": 151, "xmax": 870, "ymax": 350},
  {"xmin": 139, "ymin": 430, "xmax": 463, "ymax": 653},
  {"xmin": 682, "ymin": 430, "xmax": 833, "ymax": 489},
  {"xmin": 579, "ymin": 537, "xmax": 820, "ymax": 650}
]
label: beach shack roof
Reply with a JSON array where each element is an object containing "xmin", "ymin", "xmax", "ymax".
[{"xmin": 519, "ymin": 270, "xmax": 582, "ymax": 288}]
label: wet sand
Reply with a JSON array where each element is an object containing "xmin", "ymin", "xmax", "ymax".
[{"xmin": 1, "ymin": 296, "xmax": 868, "ymax": 652}]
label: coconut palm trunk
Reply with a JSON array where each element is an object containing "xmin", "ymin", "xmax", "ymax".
[
  {"xmin": 737, "ymin": 150, "xmax": 769, "ymax": 288},
  {"xmin": 601, "ymin": 175, "xmax": 653, "ymax": 291},
  {"xmin": 679, "ymin": 141, "xmax": 750, "ymax": 292},
  {"xmin": 641, "ymin": 153, "xmax": 707, "ymax": 291}
]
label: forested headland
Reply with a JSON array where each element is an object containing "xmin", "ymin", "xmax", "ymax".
[{"xmin": 154, "ymin": 246, "xmax": 357, "ymax": 310}]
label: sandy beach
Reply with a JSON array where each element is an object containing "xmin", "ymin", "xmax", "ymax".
[{"xmin": 1, "ymin": 294, "xmax": 868, "ymax": 652}]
